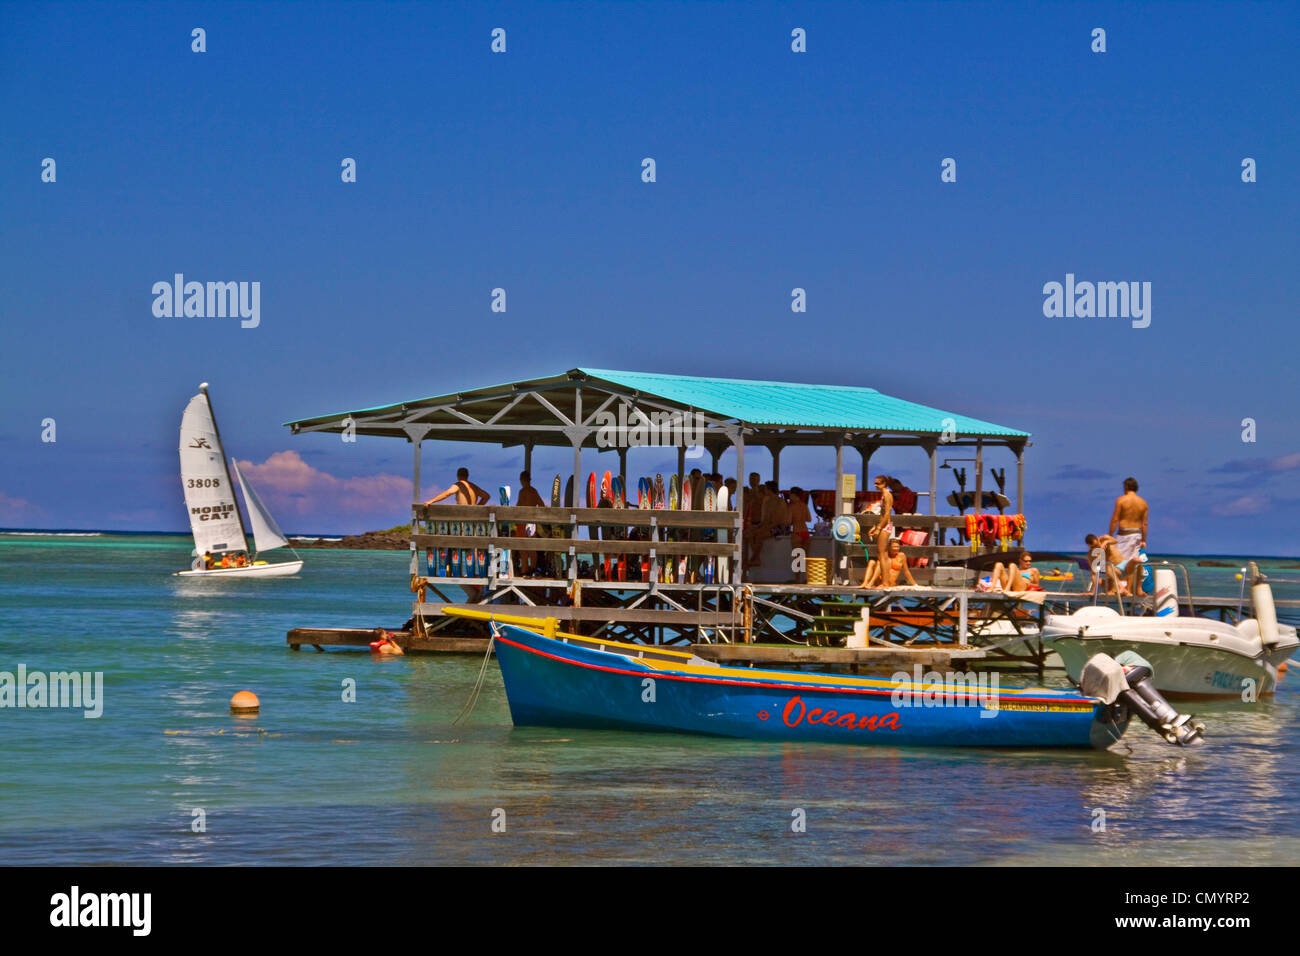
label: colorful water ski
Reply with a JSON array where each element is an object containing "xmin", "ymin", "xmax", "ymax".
[
  {"xmin": 586, "ymin": 472, "xmax": 601, "ymax": 580},
  {"xmin": 498, "ymin": 485, "xmax": 512, "ymax": 577},
  {"xmin": 611, "ymin": 475, "xmax": 627, "ymax": 581},
  {"xmin": 549, "ymin": 474, "xmax": 564, "ymax": 576},
  {"xmin": 667, "ymin": 474, "xmax": 680, "ymax": 582}
]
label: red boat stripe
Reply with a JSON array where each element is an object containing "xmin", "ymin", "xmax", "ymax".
[{"xmin": 493, "ymin": 634, "xmax": 1090, "ymax": 705}]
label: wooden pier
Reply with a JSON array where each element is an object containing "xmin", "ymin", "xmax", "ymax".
[{"xmin": 283, "ymin": 368, "xmax": 1297, "ymax": 672}]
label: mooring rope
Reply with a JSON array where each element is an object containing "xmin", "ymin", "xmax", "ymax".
[{"xmin": 451, "ymin": 622, "xmax": 498, "ymax": 726}]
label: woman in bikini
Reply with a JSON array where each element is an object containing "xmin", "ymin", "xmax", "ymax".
[
  {"xmin": 867, "ymin": 475, "xmax": 894, "ymax": 569},
  {"xmin": 862, "ymin": 538, "xmax": 917, "ymax": 588},
  {"xmin": 1002, "ymin": 552, "xmax": 1041, "ymax": 592}
]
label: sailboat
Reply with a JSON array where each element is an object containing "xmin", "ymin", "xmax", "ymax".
[{"xmin": 174, "ymin": 383, "xmax": 304, "ymax": 577}]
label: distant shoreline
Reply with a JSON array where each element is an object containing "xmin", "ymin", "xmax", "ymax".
[{"xmin": 289, "ymin": 530, "xmax": 408, "ymax": 550}]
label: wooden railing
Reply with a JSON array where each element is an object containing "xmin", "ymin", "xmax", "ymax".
[
  {"xmin": 413, "ymin": 503, "xmax": 738, "ymax": 530},
  {"xmin": 412, "ymin": 505, "xmax": 1027, "ymax": 578},
  {"xmin": 411, "ymin": 503, "xmax": 738, "ymax": 581},
  {"xmin": 845, "ymin": 513, "xmax": 1027, "ymax": 562}
]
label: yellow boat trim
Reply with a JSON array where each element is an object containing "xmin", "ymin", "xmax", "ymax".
[
  {"xmin": 619, "ymin": 650, "xmax": 1067, "ymax": 697},
  {"xmin": 441, "ymin": 606, "xmax": 695, "ymax": 659},
  {"xmin": 447, "ymin": 606, "xmax": 1073, "ymax": 699}
]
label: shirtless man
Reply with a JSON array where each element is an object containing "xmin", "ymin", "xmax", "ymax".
[
  {"xmin": 423, "ymin": 468, "xmax": 490, "ymax": 598},
  {"xmin": 514, "ymin": 471, "xmax": 545, "ymax": 574},
  {"xmin": 747, "ymin": 482, "xmax": 789, "ymax": 567},
  {"xmin": 788, "ymin": 487, "xmax": 812, "ymax": 550},
  {"xmin": 742, "ymin": 472, "xmax": 762, "ymax": 526},
  {"xmin": 423, "ymin": 467, "xmax": 490, "ymax": 506},
  {"xmin": 516, "ymin": 471, "xmax": 545, "ymax": 507},
  {"xmin": 862, "ymin": 538, "xmax": 917, "ymax": 588},
  {"xmin": 1108, "ymin": 477, "xmax": 1148, "ymax": 563}
]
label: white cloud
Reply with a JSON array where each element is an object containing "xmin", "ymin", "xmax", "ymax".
[
  {"xmin": 234, "ymin": 450, "xmax": 419, "ymax": 519},
  {"xmin": 0, "ymin": 491, "xmax": 43, "ymax": 522},
  {"xmin": 1212, "ymin": 494, "xmax": 1270, "ymax": 517}
]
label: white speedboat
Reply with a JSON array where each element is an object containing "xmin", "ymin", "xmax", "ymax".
[
  {"xmin": 174, "ymin": 383, "xmax": 303, "ymax": 578},
  {"xmin": 1043, "ymin": 567, "xmax": 1297, "ymax": 700}
]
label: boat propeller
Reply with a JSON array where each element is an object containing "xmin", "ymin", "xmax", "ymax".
[{"xmin": 1081, "ymin": 651, "xmax": 1204, "ymax": 746}]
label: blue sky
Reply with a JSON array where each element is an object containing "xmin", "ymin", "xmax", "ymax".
[{"xmin": 1, "ymin": 1, "xmax": 1297, "ymax": 553}]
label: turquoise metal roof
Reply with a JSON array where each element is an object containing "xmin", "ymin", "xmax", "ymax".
[
  {"xmin": 578, "ymin": 369, "xmax": 1028, "ymax": 438},
  {"xmin": 285, "ymin": 367, "xmax": 1028, "ymax": 440}
]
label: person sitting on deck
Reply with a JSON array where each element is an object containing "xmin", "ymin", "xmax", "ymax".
[
  {"xmin": 998, "ymin": 552, "xmax": 1041, "ymax": 592},
  {"xmin": 887, "ymin": 477, "xmax": 918, "ymax": 514},
  {"xmin": 234, "ymin": 552, "xmax": 248, "ymax": 568},
  {"xmin": 1084, "ymin": 534, "xmax": 1105, "ymax": 592},
  {"xmin": 219, "ymin": 552, "xmax": 231, "ymax": 568},
  {"xmin": 862, "ymin": 538, "xmax": 918, "ymax": 588},
  {"xmin": 203, "ymin": 551, "xmax": 215, "ymax": 570},
  {"xmin": 1085, "ymin": 533, "xmax": 1144, "ymax": 596}
]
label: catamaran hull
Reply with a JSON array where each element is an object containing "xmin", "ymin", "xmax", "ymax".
[
  {"xmin": 1047, "ymin": 634, "xmax": 1292, "ymax": 699},
  {"xmin": 175, "ymin": 560, "xmax": 303, "ymax": 578},
  {"xmin": 492, "ymin": 624, "xmax": 1128, "ymax": 749}
]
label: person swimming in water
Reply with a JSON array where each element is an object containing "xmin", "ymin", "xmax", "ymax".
[{"xmin": 371, "ymin": 630, "xmax": 404, "ymax": 656}]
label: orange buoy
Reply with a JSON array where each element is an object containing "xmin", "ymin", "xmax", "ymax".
[{"xmin": 230, "ymin": 690, "xmax": 260, "ymax": 716}]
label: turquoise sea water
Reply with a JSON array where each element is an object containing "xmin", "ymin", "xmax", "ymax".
[{"xmin": 1, "ymin": 533, "xmax": 1298, "ymax": 865}]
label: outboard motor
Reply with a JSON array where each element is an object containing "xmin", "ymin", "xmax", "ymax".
[
  {"xmin": 1080, "ymin": 652, "xmax": 1203, "ymax": 746},
  {"xmin": 1114, "ymin": 650, "xmax": 1204, "ymax": 745}
]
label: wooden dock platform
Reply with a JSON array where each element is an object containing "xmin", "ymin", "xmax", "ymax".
[
  {"xmin": 691, "ymin": 642, "xmax": 984, "ymax": 671},
  {"xmin": 287, "ymin": 591, "xmax": 1300, "ymax": 659},
  {"xmin": 287, "ymin": 627, "xmax": 490, "ymax": 654}
]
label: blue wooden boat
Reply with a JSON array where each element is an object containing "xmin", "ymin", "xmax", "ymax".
[{"xmin": 484, "ymin": 619, "xmax": 1135, "ymax": 750}]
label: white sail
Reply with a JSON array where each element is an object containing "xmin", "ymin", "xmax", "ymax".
[
  {"xmin": 179, "ymin": 392, "xmax": 247, "ymax": 555},
  {"xmin": 232, "ymin": 458, "xmax": 289, "ymax": 553}
]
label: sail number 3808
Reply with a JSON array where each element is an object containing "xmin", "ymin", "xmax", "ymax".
[{"xmin": 187, "ymin": 478, "xmax": 221, "ymax": 488}]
